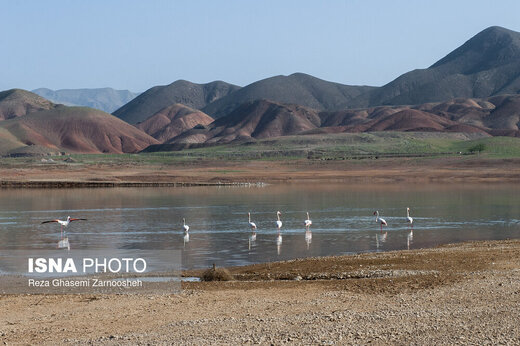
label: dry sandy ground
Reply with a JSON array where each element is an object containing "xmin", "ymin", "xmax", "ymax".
[
  {"xmin": 1, "ymin": 240, "xmax": 520, "ymax": 345},
  {"xmin": 2, "ymin": 157, "xmax": 520, "ymax": 186}
]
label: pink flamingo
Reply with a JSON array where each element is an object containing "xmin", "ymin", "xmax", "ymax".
[{"xmin": 373, "ymin": 211, "xmax": 387, "ymax": 233}]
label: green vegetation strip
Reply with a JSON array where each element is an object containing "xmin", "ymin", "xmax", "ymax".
[{"xmin": 2, "ymin": 133, "xmax": 520, "ymax": 165}]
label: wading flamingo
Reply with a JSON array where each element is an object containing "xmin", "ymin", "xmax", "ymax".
[
  {"xmin": 276, "ymin": 211, "xmax": 282, "ymax": 230},
  {"xmin": 275, "ymin": 211, "xmax": 283, "ymax": 253},
  {"xmin": 248, "ymin": 212, "xmax": 257, "ymax": 241},
  {"xmin": 373, "ymin": 211, "xmax": 387, "ymax": 233},
  {"xmin": 304, "ymin": 212, "xmax": 312, "ymax": 229},
  {"xmin": 406, "ymin": 207, "xmax": 413, "ymax": 231},
  {"xmin": 183, "ymin": 218, "xmax": 190, "ymax": 245}
]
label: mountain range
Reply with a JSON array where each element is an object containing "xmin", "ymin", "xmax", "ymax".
[
  {"xmin": 1, "ymin": 26, "xmax": 520, "ymax": 155},
  {"xmin": 32, "ymin": 87, "xmax": 139, "ymax": 113},
  {"xmin": 113, "ymin": 26, "xmax": 520, "ymax": 124}
]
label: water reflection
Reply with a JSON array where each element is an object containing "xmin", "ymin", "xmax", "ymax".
[
  {"xmin": 276, "ymin": 233, "xmax": 282, "ymax": 255},
  {"xmin": 305, "ymin": 230, "xmax": 312, "ymax": 249},
  {"xmin": 407, "ymin": 230, "xmax": 413, "ymax": 250},
  {"xmin": 376, "ymin": 232, "xmax": 388, "ymax": 249},
  {"xmin": 58, "ymin": 237, "xmax": 70, "ymax": 251}
]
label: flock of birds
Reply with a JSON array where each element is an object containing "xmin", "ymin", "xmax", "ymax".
[{"xmin": 41, "ymin": 208, "xmax": 415, "ymax": 252}]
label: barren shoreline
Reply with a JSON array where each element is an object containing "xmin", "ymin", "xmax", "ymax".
[
  {"xmin": 2, "ymin": 156, "xmax": 520, "ymax": 186},
  {"xmin": 1, "ymin": 157, "xmax": 520, "ymax": 344},
  {"xmin": 2, "ymin": 239, "xmax": 520, "ymax": 344}
]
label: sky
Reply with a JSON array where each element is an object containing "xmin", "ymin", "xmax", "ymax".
[{"xmin": 1, "ymin": 0, "xmax": 520, "ymax": 92}]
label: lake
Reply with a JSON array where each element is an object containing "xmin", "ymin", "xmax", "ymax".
[{"xmin": 0, "ymin": 184, "xmax": 519, "ymax": 270}]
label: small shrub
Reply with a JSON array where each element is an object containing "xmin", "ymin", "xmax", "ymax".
[
  {"xmin": 468, "ymin": 143, "xmax": 486, "ymax": 153},
  {"xmin": 201, "ymin": 266, "xmax": 233, "ymax": 281}
]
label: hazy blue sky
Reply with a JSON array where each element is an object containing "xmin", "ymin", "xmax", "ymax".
[{"xmin": 1, "ymin": 0, "xmax": 520, "ymax": 92}]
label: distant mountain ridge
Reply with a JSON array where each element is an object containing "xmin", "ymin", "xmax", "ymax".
[
  {"xmin": 113, "ymin": 80, "xmax": 240, "ymax": 124},
  {"xmin": 32, "ymin": 87, "xmax": 139, "ymax": 113},
  {"xmin": 200, "ymin": 73, "xmax": 376, "ymax": 119},
  {"xmin": 349, "ymin": 26, "xmax": 520, "ymax": 107}
]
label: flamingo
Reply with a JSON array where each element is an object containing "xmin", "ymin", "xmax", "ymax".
[
  {"xmin": 248, "ymin": 212, "xmax": 257, "ymax": 230},
  {"xmin": 41, "ymin": 216, "xmax": 87, "ymax": 239},
  {"xmin": 304, "ymin": 212, "xmax": 312, "ymax": 229},
  {"xmin": 274, "ymin": 211, "xmax": 283, "ymax": 253},
  {"xmin": 248, "ymin": 212, "xmax": 257, "ymax": 241},
  {"xmin": 42, "ymin": 216, "xmax": 85, "ymax": 250},
  {"xmin": 41, "ymin": 216, "xmax": 87, "ymax": 227},
  {"xmin": 373, "ymin": 211, "xmax": 387, "ymax": 233},
  {"xmin": 183, "ymin": 218, "xmax": 190, "ymax": 233},
  {"xmin": 406, "ymin": 207, "xmax": 413, "ymax": 231},
  {"xmin": 276, "ymin": 211, "xmax": 282, "ymax": 230},
  {"xmin": 182, "ymin": 218, "xmax": 190, "ymax": 245}
]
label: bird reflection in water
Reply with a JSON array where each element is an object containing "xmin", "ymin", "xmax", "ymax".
[
  {"xmin": 276, "ymin": 233, "xmax": 282, "ymax": 255},
  {"xmin": 58, "ymin": 237, "xmax": 70, "ymax": 251},
  {"xmin": 305, "ymin": 230, "xmax": 312, "ymax": 249},
  {"xmin": 183, "ymin": 232, "xmax": 190, "ymax": 248},
  {"xmin": 407, "ymin": 230, "xmax": 413, "ymax": 250},
  {"xmin": 376, "ymin": 232, "xmax": 388, "ymax": 249},
  {"xmin": 248, "ymin": 233, "xmax": 257, "ymax": 250}
]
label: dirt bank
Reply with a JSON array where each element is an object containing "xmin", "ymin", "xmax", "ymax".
[
  {"xmin": 1, "ymin": 156, "xmax": 520, "ymax": 187},
  {"xmin": 2, "ymin": 239, "xmax": 520, "ymax": 344}
]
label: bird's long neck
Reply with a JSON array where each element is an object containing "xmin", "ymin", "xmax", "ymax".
[
  {"xmin": 307, "ymin": 212, "xmax": 310, "ymax": 220},
  {"xmin": 277, "ymin": 213, "xmax": 280, "ymax": 221},
  {"xmin": 183, "ymin": 218, "xmax": 186, "ymax": 226},
  {"xmin": 248, "ymin": 213, "xmax": 251, "ymax": 223},
  {"xmin": 375, "ymin": 211, "xmax": 379, "ymax": 222},
  {"xmin": 407, "ymin": 209, "xmax": 410, "ymax": 218}
]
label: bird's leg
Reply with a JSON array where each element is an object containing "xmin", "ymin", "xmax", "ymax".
[{"xmin": 60, "ymin": 225, "xmax": 63, "ymax": 240}]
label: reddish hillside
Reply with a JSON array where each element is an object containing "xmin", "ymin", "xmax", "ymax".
[
  {"xmin": 163, "ymin": 95, "xmax": 520, "ymax": 146},
  {"xmin": 135, "ymin": 104, "xmax": 213, "ymax": 142},
  {"xmin": 169, "ymin": 100, "xmax": 321, "ymax": 144},
  {"xmin": 0, "ymin": 89, "xmax": 57, "ymax": 120},
  {"xmin": 364, "ymin": 109, "xmax": 454, "ymax": 132},
  {"xmin": 0, "ymin": 107, "xmax": 159, "ymax": 154}
]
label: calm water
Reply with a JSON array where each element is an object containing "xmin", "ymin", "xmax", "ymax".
[{"xmin": 0, "ymin": 184, "xmax": 519, "ymax": 270}]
